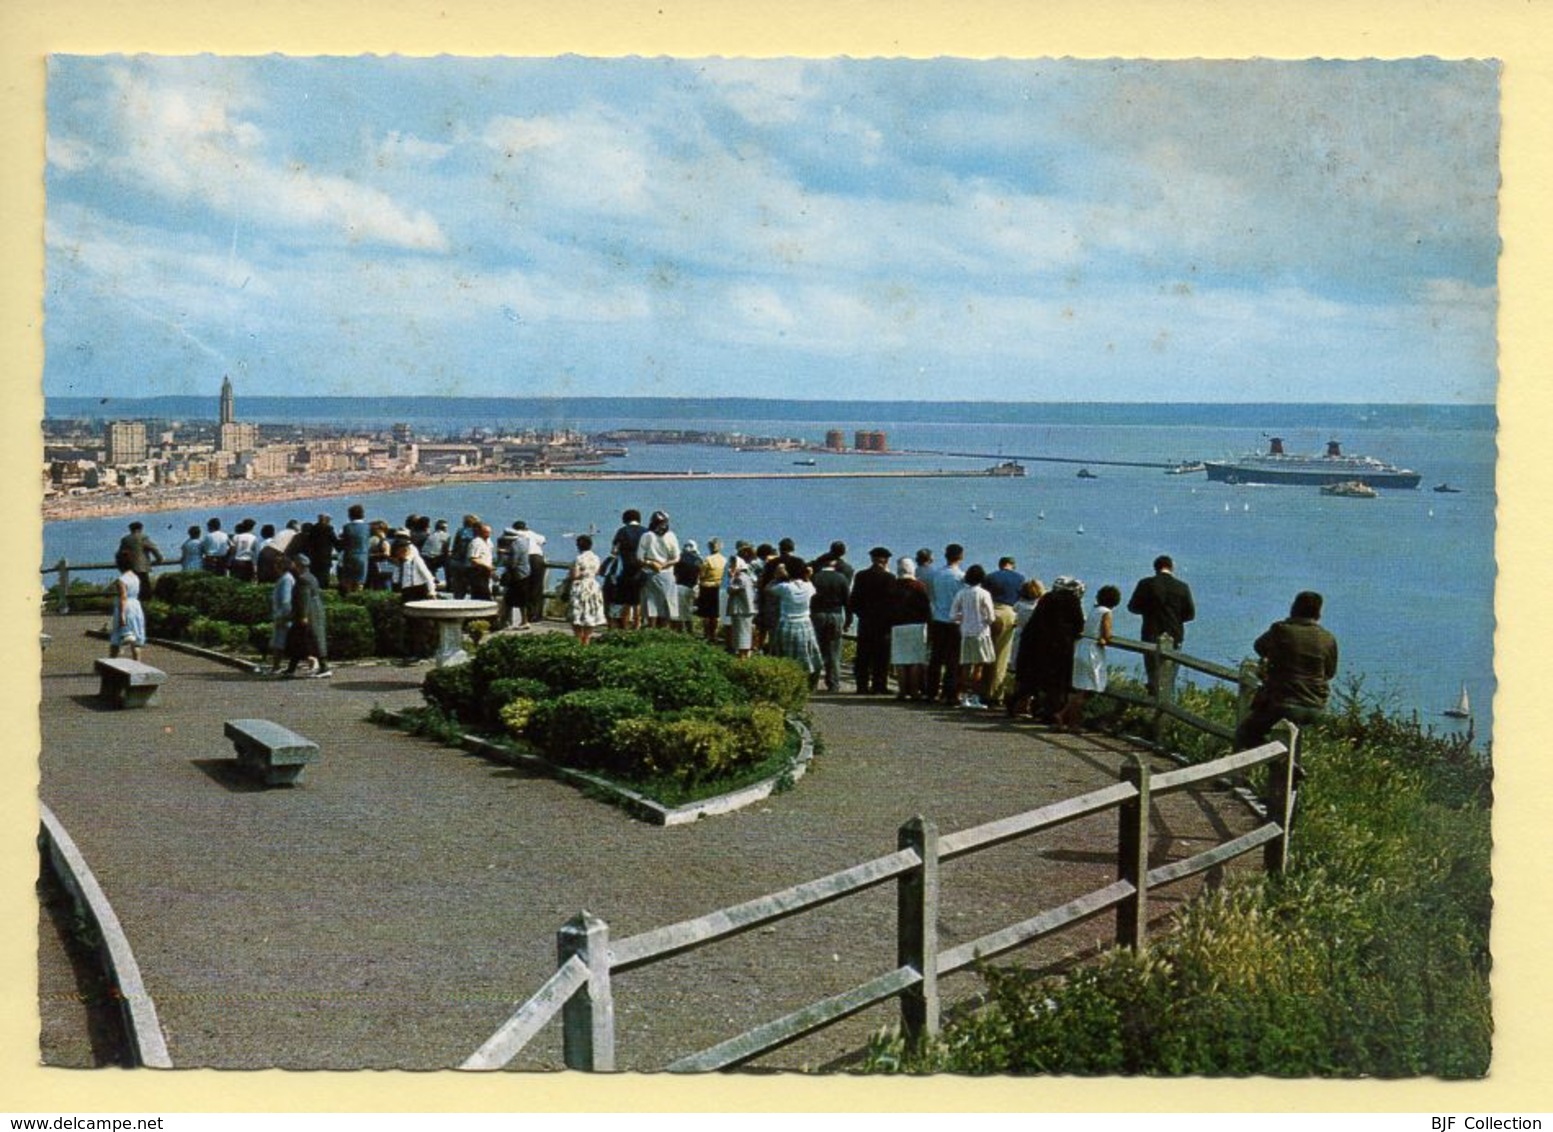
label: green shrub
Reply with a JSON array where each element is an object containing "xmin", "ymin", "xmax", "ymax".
[
  {"xmin": 681, "ymin": 702, "xmax": 789, "ymax": 764},
  {"xmin": 528, "ymin": 688, "xmax": 654, "ymax": 770},
  {"xmin": 323, "ymin": 602, "xmax": 375, "ymax": 659},
  {"xmin": 594, "ymin": 628, "xmax": 708, "ymax": 652},
  {"xmin": 499, "ymin": 696, "xmax": 545, "ymax": 739},
  {"xmin": 488, "ymin": 676, "xmax": 551, "ymax": 706},
  {"xmin": 143, "ymin": 600, "xmax": 199, "ymax": 639},
  {"xmin": 596, "ymin": 645, "xmax": 741, "ymax": 712},
  {"xmin": 484, "ymin": 677, "xmax": 553, "ymax": 727},
  {"xmin": 422, "ymin": 662, "xmax": 478, "ymax": 723},
  {"xmin": 468, "ymin": 632, "xmax": 607, "ymax": 697},
  {"xmin": 152, "ymin": 572, "xmax": 272, "ymax": 624},
  {"xmin": 728, "ymin": 654, "xmax": 811, "ymax": 711},
  {"xmin": 340, "ymin": 590, "xmax": 409, "ymax": 657},
  {"xmin": 51, "ymin": 579, "xmax": 116, "ymax": 613},
  {"xmin": 611, "ymin": 717, "xmax": 740, "ymax": 784}
]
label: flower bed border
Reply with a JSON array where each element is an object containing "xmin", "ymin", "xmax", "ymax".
[{"xmin": 378, "ymin": 708, "xmax": 814, "ymax": 826}]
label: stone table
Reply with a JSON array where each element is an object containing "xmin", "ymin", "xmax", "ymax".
[{"xmin": 403, "ymin": 599, "xmax": 500, "ymax": 667}]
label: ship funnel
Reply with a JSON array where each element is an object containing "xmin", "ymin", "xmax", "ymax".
[
  {"xmin": 1268, "ymin": 436, "xmax": 1285, "ymax": 455},
  {"xmin": 1326, "ymin": 439, "xmax": 1343, "ymax": 458}
]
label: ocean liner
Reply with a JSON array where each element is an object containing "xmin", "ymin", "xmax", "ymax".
[{"xmin": 1204, "ymin": 437, "xmax": 1421, "ymax": 489}]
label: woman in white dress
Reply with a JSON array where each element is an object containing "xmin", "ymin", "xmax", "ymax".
[
  {"xmin": 1057, "ymin": 584, "xmax": 1120, "ymax": 731},
  {"xmin": 566, "ymin": 534, "xmax": 607, "ymax": 645},
  {"xmin": 951, "ymin": 564, "xmax": 996, "ymax": 709},
  {"xmin": 724, "ymin": 553, "xmax": 757, "ymax": 658},
  {"xmin": 888, "ymin": 557, "xmax": 932, "ymax": 701},
  {"xmin": 108, "ymin": 550, "xmax": 146, "ymax": 661}
]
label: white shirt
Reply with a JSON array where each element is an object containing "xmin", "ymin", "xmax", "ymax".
[
  {"xmin": 396, "ymin": 547, "xmax": 437, "ymax": 593},
  {"xmin": 951, "ymin": 585, "xmax": 996, "ymax": 637},
  {"xmin": 200, "ymin": 529, "xmax": 231, "ymax": 558},
  {"xmin": 467, "ymin": 536, "xmax": 493, "ymax": 570},
  {"xmin": 638, "ymin": 529, "xmax": 680, "ymax": 570}
]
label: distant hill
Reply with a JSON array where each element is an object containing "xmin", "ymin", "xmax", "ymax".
[{"xmin": 44, "ymin": 396, "xmax": 1495, "ymax": 431}]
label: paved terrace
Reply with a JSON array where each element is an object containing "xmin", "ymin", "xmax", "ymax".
[{"xmin": 39, "ymin": 615, "xmax": 1258, "ymax": 1071}]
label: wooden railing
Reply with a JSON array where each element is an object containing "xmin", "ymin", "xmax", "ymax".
[
  {"xmin": 1098, "ymin": 632, "xmax": 1259, "ymax": 746},
  {"xmin": 460, "ymin": 719, "xmax": 1300, "ymax": 1072}
]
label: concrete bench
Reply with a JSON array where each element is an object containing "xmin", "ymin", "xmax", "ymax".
[
  {"xmin": 224, "ymin": 719, "xmax": 320, "ymax": 786},
  {"xmin": 94, "ymin": 658, "xmax": 166, "ymax": 709}
]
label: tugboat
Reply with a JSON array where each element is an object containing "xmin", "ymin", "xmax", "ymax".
[
  {"xmin": 1320, "ymin": 480, "xmax": 1378, "ymax": 499},
  {"xmin": 1205, "ymin": 437, "xmax": 1421, "ymax": 489}
]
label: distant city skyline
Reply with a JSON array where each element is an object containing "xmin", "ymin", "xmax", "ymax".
[{"xmin": 44, "ymin": 56, "xmax": 1500, "ymax": 405}]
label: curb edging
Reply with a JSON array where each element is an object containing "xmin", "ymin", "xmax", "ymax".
[{"xmin": 382, "ymin": 710, "xmax": 814, "ymax": 826}]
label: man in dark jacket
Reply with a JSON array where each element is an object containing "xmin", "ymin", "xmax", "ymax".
[
  {"xmin": 809, "ymin": 555, "xmax": 852, "ymax": 693},
  {"xmin": 1234, "ymin": 591, "xmax": 1339, "ymax": 750},
  {"xmin": 846, "ymin": 546, "xmax": 896, "ymax": 694},
  {"xmin": 1127, "ymin": 554, "xmax": 1196, "ymax": 694},
  {"xmin": 117, "ymin": 521, "xmax": 163, "ymax": 599},
  {"xmin": 302, "ymin": 514, "xmax": 339, "ymax": 588}
]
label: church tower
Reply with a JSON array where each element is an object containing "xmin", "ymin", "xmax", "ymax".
[{"xmin": 216, "ymin": 375, "xmax": 258, "ymax": 455}]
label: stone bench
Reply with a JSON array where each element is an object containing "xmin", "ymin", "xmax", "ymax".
[
  {"xmin": 224, "ymin": 719, "xmax": 320, "ymax": 786},
  {"xmin": 94, "ymin": 658, "xmax": 166, "ymax": 709}
]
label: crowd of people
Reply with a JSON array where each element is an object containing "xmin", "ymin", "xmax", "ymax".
[{"xmin": 102, "ymin": 506, "xmax": 1340, "ymax": 738}]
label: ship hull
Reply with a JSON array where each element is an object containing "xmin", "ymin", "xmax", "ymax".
[{"xmin": 1204, "ymin": 462, "xmax": 1421, "ymax": 489}]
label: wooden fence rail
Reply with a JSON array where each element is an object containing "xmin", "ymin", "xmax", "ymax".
[{"xmin": 461, "ymin": 717, "xmax": 1300, "ymax": 1073}]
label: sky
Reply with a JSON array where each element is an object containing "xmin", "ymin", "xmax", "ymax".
[{"xmin": 42, "ymin": 55, "xmax": 1501, "ymax": 404}]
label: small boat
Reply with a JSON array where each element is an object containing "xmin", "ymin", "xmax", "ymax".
[
  {"xmin": 1166, "ymin": 461, "xmax": 1206, "ymax": 475},
  {"xmin": 1037, "ymin": 511, "xmax": 1046, "ymax": 521},
  {"xmin": 1076, "ymin": 468, "xmax": 1098, "ymax": 479},
  {"xmin": 1320, "ymin": 480, "xmax": 1378, "ymax": 498},
  {"xmin": 1443, "ymin": 684, "xmax": 1471, "ymax": 719},
  {"xmin": 984, "ymin": 510, "xmax": 994, "ymax": 520},
  {"xmin": 1433, "ymin": 482, "xmax": 1462, "ymax": 494},
  {"xmin": 1076, "ymin": 524, "xmax": 1085, "ymax": 535},
  {"xmin": 793, "ymin": 458, "xmax": 817, "ymax": 467}
]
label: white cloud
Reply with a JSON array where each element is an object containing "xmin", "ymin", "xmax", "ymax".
[
  {"xmin": 479, "ymin": 108, "xmax": 652, "ymax": 219},
  {"xmin": 699, "ymin": 60, "xmax": 815, "ymax": 126},
  {"xmin": 98, "ymin": 66, "xmax": 449, "ymax": 253}
]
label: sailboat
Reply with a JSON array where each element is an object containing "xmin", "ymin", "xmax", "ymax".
[
  {"xmin": 1443, "ymin": 684, "xmax": 1471, "ymax": 719},
  {"xmin": 984, "ymin": 509, "xmax": 994, "ymax": 520}
]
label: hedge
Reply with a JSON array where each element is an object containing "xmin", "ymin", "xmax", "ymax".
[{"xmin": 430, "ymin": 629, "xmax": 809, "ymax": 786}]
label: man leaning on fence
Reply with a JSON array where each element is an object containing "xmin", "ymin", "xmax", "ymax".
[{"xmin": 1234, "ymin": 590, "xmax": 1339, "ymax": 751}]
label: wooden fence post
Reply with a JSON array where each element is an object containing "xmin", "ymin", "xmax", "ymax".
[
  {"xmin": 55, "ymin": 558, "xmax": 71, "ymax": 614},
  {"xmin": 897, "ymin": 815, "xmax": 940, "ymax": 1047},
  {"xmin": 1152, "ymin": 634, "xmax": 1177, "ymax": 744},
  {"xmin": 1115, "ymin": 753, "xmax": 1151, "ymax": 950},
  {"xmin": 1235, "ymin": 659, "xmax": 1260, "ymax": 743},
  {"xmin": 559, "ymin": 911, "xmax": 615, "ymax": 1071},
  {"xmin": 1262, "ymin": 720, "xmax": 1300, "ymax": 876}
]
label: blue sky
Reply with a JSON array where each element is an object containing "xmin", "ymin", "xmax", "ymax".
[{"xmin": 43, "ymin": 55, "xmax": 1500, "ymax": 403}]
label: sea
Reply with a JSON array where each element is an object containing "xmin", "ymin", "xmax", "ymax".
[{"xmin": 44, "ymin": 399, "xmax": 1497, "ymax": 744}]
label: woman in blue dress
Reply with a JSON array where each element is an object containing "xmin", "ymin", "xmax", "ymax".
[
  {"xmin": 769, "ymin": 561, "xmax": 824, "ymax": 687},
  {"xmin": 108, "ymin": 549, "xmax": 146, "ymax": 661}
]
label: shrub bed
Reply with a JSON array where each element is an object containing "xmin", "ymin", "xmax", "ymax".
[
  {"xmin": 427, "ymin": 629, "xmax": 809, "ymax": 795},
  {"xmin": 71, "ymin": 570, "xmax": 404, "ymax": 661}
]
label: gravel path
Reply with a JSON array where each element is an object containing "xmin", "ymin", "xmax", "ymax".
[{"xmin": 39, "ymin": 615, "xmax": 1258, "ymax": 1071}]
